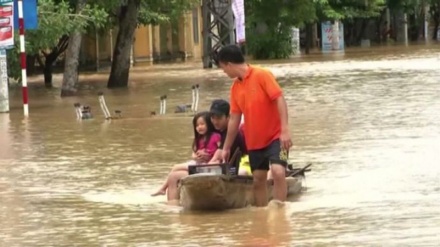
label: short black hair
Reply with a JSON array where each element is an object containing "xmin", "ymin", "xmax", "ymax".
[
  {"xmin": 209, "ymin": 99, "xmax": 230, "ymax": 117},
  {"xmin": 216, "ymin": 45, "xmax": 245, "ymax": 64}
]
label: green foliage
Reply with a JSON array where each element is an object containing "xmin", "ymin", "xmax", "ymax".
[
  {"xmin": 387, "ymin": 0, "xmax": 419, "ymax": 11},
  {"xmin": 6, "ymin": 45, "xmax": 19, "ymax": 82},
  {"xmin": 245, "ymin": 0, "xmax": 316, "ymax": 59},
  {"xmin": 387, "ymin": 0, "xmax": 438, "ymax": 16},
  {"xmin": 247, "ymin": 24, "xmax": 295, "ymax": 59},
  {"xmin": 28, "ymin": 0, "xmax": 107, "ymax": 54},
  {"xmin": 6, "ymin": 0, "xmax": 108, "ymax": 82},
  {"xmin": 138, "ymin": 0, "xmax": 199, "ymax": 25},
  {"xmin": 315, "ymin": 0, "xmax": 386, "ymax": 20},
  {"xmin": 93, "ymin": 0, "xmax": 199, "ymax": 27},
  {"xmin": 245, "ymin": 0, "xmax": 389, "ymax": 59},
  {"xmin": 247, "ymin": 0, "xmax": 316, "ymax": 27}
]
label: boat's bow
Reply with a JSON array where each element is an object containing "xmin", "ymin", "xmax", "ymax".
[{"xmin": 179, "ymin": 173, "xmax": 254, "ymax": 211}]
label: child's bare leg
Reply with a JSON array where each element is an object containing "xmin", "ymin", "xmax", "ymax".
[
  {"xmin": 151, "ymin": 163, "xmax": 189, "ymax": 196},
  {"xmin": 151, "ymin": 181, "xmax": 168, "ymax": 196},
  {"xmin": 170, "ymin": 163, "xmax": 190, "ymax": 172}
]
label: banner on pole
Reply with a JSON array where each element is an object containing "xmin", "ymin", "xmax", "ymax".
[
  {"xmin": 0, "ymin": 0, "xmax": 14, "ymax": 48},
  {"xmin": 14, "ymin": 0, "xmax": 37, "ymax": 30},
  {"xmin": 321, "ymin": 21, "xmax": 344, "ymax": 52},
  {"xmin": 231, "ymin": 0, "xmax": 245, "ymax": 43},
  {"xmin": 291, "ymin": 27, "xmax": 300, "ymax": 55},
  {"xmin": 0, "ymin": 49, "xmax": 9, "ymax": 113}
]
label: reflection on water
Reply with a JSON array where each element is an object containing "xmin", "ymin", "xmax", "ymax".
[{"xmin": 1, "ymin": 45, "xmax": 440, "ymax": 246}]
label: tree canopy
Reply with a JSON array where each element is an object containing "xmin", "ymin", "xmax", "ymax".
[{"xmin": 7, "ymin": 0, "xmax": 107, "ymax": 83}]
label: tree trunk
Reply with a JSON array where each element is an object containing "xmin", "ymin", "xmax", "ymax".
[
  {"xmin": 305, "ymin": 22, "xmax": 312, "ymax": 54},
  {"xmin": 347, "ymin": 20, "xmax": 357, "ymax": 46},
  {"xmin": 396, "ymin": 9, "xmax": 408, "ymax": 43},
  {"xmin": 43, "ymin": 57, "xmax": 54, "ymax": 88},
  {"xmin": 26, "ymin": 55, "xmax": 36, "ymax": 75},
  {"xmin": 376, "ymin": 9, "xmax": 386, "ymax": 43},
  {"xmin": 61, "ymin": 0, "xmax": 86, "ymax": 97},
  {"xmin": 434, "ymin": 20, "xmax": 440, "ymax": 40},
  {"xmin": 432, "ymin": 3, "xmax": 440, "ymax": 40},
  {"xmin": 355, "ymin": 19, "xmax": 368, "ymax": 44},
  {"xmin": 61, "ymin": 31, "xmax": 83, "ymax": 97},
  {"xmin": 41, "ymin": 36, "xmax": 70, "ymax": 88},
  {"xmin": 107, "ymin": 0, "xmax": 141, "ymax": 88}
]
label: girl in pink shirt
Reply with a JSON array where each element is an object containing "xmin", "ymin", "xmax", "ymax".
[
  {"xmin": 152, "ymin": 111, "xmax": 221, "ymax": 196},
  {"xmin": 190, "ymin": 111, "xmax": 222, "ymax": 163}
]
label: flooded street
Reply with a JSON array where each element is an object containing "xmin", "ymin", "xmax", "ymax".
[{"xmin": 1, "ymin": 45, "xmax": 440, "ymax": 246}]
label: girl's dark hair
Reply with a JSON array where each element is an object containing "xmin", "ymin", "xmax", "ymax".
[{"xmin": 192, "ymin": 111, "xmax": 216, "ymax": 152}]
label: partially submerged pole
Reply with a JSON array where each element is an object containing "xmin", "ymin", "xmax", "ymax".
[
  {"xmin": 194, "ymin": 84, "xmax": 200, "ymax": 112},
  {"xmin": 98, "ymin": 92, "xmax": 111, "ymax": 119},
  {"xmin": 163, "ymin": 95, "xmax": 167, "ymax": 114},
  {"xmin": 403, "ymin": 13, "xmax": 408, "ymax": 45},
  {"xmin": 191, "ymin": 85, "xmax": 196, "ymax": 112},
  {"xmin": 159, "ymin": 95, "xmax": 167, "ymax": 115},
  {"xmin": 74, "ymin": 103, "xmax": 82, "ymax": 120},
  {"xmin": 424, "ymin": 4, "xmax": 429, "ymax": 42},
  {"xmin": 159, "ymin": 95, "xmax": 164, "ymax": 115},
  {"xmin": 163, "ymin": 95, "xmax": 167, "ymax": 115},
  {"xmin": 18, "ymin": 0, "xmax": 29, "ymax": 117}
]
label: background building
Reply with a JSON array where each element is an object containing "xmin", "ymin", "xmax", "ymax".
[{"xmin": 80, "ymin": 7, "xmax": 204, "ymax": 70}]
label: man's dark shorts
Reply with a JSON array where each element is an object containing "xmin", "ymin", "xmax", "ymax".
[{"xmin": 248, "ymin": 139, "xmax": 288, "ymax": 172}]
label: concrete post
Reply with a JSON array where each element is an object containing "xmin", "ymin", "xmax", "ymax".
[
  {"xmin": 403, "ymin": 13, "xmax": 408, "ymax": 45},
  {"xmin": 0, "ymin": 49, "xmax": 9, "ymax": 113},
  {"xmin": 424, "ymin": 5, "xmax": 429, "ymax": 41}
]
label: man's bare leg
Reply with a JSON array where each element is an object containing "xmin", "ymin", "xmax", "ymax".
[
  {"xmin": 253, "ymin": 170, "xmax": 269, "ymax": 207},
  {"xmin": 166, "ymin": 170, "xmax": 188, "ymax": 202},
  {"xmin": 267, "ymin": 169, "xmax": 273, "ymax": 180},
  {"xmin": 270, "ymin": 164, "xmax": 287, "ymax": 201}
]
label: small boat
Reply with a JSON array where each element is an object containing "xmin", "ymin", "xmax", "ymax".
[{"xmin": 178, "ymin": 163, "xmax": 311, "ymax": 211}]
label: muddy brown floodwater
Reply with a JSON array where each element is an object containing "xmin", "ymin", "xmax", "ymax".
[{"xmin": 1, "ymin": 45, "xmax": 440, "ymax": 246}]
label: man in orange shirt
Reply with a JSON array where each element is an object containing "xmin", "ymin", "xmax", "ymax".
[{"xmin": 218, "ymin": 44, "xmax": 293, "ymax": 207}]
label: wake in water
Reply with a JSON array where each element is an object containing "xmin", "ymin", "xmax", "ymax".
[{"xmin": 81, "ymin": 187, "xmax": 182, "ymax": 213}]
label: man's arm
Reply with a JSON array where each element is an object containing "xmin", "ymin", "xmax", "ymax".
[
  {"xmin": 222, "ymin": 113, "xmax": 241, "ymax": 151},
  {"xmin": 276, "ymin": 95, "xmax": 289, "ymax": 131},
  {"xmin": 208, "ymin": 149, "xmax": 222, "ymax": 164},
  {"xmin": 276, "ymin": 94, "xmax": 292, "ymax": 150},
  {"xmin": 224, "ymin": 85, "xmax": 243, "ymax": 160},
  {"xmin": 260, "ymin": 69, "xmax": 292, "ymax": 150}
]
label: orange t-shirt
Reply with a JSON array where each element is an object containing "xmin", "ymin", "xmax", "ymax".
[{"xmin": 230, "ymin": 65, "xmax": 282, "ymax": 150}]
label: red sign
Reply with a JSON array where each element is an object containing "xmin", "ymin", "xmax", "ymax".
[
  {"xmin": 0, "ymin": 1, "xmax": 13, "ymax": 48},
  {"xmin": 0, "ymin": 6, "xmax": 12, "ymax": 17}
]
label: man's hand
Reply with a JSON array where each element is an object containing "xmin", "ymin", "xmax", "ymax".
[
  {"xmin": 221, "ymin": 149, "xmax": 230, "ymax": 163},
  {"xmin": 280, "ymin": 128, "xmax": 293, "ymax": 151}
]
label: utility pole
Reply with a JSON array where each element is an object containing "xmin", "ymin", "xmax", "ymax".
[{"xmin": 202, "ymin": 0, "xmax": 235, "ymax": 68}]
